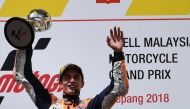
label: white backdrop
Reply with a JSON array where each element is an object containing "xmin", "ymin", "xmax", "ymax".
[{"xmin": 1, "ymin": 0, "xmax": 190, "ymax": 109}]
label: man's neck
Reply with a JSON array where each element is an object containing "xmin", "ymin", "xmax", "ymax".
[{"xmin": 63, "ymin": 94, "xmax": 80, "ymax": 105}]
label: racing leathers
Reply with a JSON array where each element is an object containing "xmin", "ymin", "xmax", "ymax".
[{"xmin": 13, "ymin": 47, "xmax": 129, "ymax": 109}]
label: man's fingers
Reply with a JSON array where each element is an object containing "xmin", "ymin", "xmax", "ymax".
[
  {"xmin": 120, "ymin": 30, "xmax": 124, "ymax": 39},
  {"xmin": 117, "ymin": 27, "xmax": 120, "ymax": 36},
  {"xmin": 109, "ymin": 27, "xmax": 124, "ymax": 44},
  {"xmin": 110, "ymin": 29, "xmax": 116, "ymax": 42},
  {"xmin": 120, "ymin": 30, "xmax": 124, "ymax": 43},
  {"xmin": 114, "ymin": 26, "xmax": 118, "ymax": 36},
  {"xmin": 106, "ymin": 36, "xmax": 110, "ymax": 43},
  {"xmin": 116, "ymin": 27, "xmax": 122, "ymax": 41},
  {"xmin": 106, "ymin": 36, "xmax": 111, "ymax": 46},
  {"xmin": 110, "ymin": 29, "xmax": 114, "ymax": 38}
]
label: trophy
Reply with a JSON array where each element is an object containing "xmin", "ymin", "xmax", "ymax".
[{"xmin": 4, "ymin": 9, "xmax": 52, "ymax": 49}]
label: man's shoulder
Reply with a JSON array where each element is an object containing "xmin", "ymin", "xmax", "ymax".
[
  {"xmin": 50, "ymin": 93, "xmax": 59, "ymax": 103},
  {"xmin": 81, "ymin": 98, "xmax": 92, "ymax": 104}
]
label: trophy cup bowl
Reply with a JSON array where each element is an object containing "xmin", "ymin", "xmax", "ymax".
[{"xmin": 4, "ymin": 9, "xmax": 52, "ymax": 49}]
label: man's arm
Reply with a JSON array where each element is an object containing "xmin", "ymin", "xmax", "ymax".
[
  {"xmin": 13, "ymin": 46, "xmax": 52, "ymax": 109},
  {"xmin": 87, "ymin": 27, "xmax": 129, "ymax": 109}
]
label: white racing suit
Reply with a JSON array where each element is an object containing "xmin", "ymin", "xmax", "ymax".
[{"xmin": 13, "ymin": 47, "xmax": 129, "ymax": 109}]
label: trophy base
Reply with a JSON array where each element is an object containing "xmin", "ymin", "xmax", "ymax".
[{"xmin": 4, "ymin": 17, "xmax": 35, "ymax": 49}]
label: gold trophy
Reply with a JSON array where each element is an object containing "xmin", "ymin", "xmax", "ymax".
[{"xmin": 4, "ymin": 9, "xmax": 52, "ymax": 49}]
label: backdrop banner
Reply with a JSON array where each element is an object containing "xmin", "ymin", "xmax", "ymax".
[{"xmin": 0, "ymin": 0, "xmax": 190, "ymax": 109}]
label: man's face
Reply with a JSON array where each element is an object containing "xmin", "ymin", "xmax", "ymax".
[{"xmin": 61, "ymin": 69, "xmax": 84, "ymax": 95}]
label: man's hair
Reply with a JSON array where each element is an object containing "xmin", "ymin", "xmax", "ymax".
[{"xmin": 59, "ymin": 64, "xmax": 84, "ymax": 82}]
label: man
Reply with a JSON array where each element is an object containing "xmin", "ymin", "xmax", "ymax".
[{"xmin": 13, "ymin": 27, "xmax": 129, "ymax": 109}]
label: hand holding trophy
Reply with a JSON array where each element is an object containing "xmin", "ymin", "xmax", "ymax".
[{"xmin": 4, "ymin": 9, "xmax": 52, "ymax": 49}]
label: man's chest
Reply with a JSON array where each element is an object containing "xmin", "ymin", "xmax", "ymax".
[
  {"xmin": 49, "ymin": 104, "xmax": 87, "ymax": 109},
  {"xmin": 49, "ymin": 99, "xmax": 89, "ymax": 109}
]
